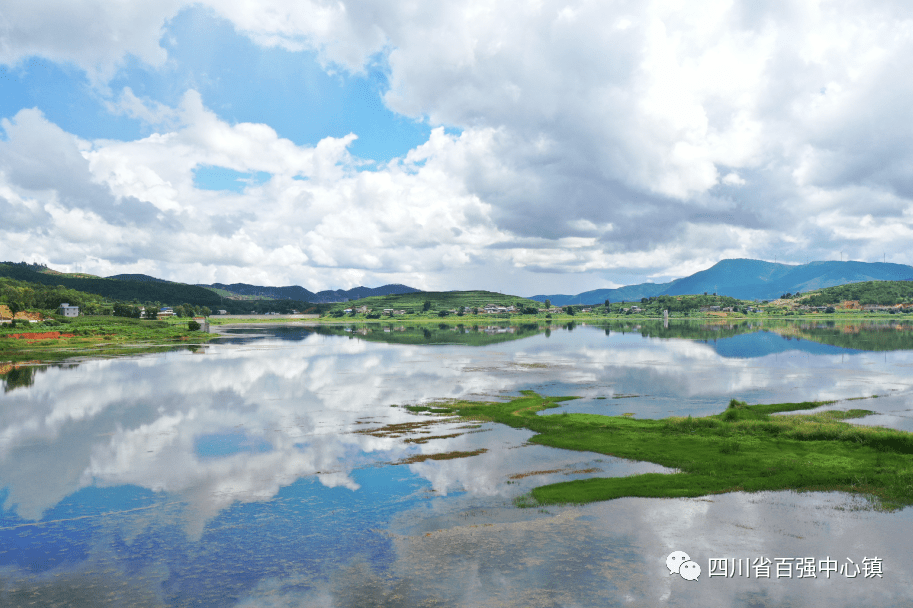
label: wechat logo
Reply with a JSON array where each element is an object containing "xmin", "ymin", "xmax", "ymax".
[{"xmin": 667, "ymin": 550, "xmax": 701, "ymax": 581}]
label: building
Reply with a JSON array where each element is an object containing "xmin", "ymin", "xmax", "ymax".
[{"xmin": 58, "ymin": 303, "xmax": 79, "ymax": 317}]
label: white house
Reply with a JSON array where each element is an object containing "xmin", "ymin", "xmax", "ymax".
[{"xmin": 58, "ymin": 303, "xmax": 79, "ymax": 317}]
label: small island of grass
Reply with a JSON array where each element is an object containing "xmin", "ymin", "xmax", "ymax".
[{"xmin": 414, "ymin": 392, "xmax": 913, "ymax": 511}]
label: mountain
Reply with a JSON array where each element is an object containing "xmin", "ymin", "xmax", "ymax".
[
  {"xmin": 107, "ymin": 274, "xmax": 173, "ymax": 283},
  {"xmin": 530, "ymin": 259, "xmax": 913, "ymax": 305},
  {"xmin": 0, "ymin": 263, "xmax": 224, "ymax": 306},
  {"xmin": 200, "ymin": 282, "xmax": 420, "ymax": 303},
  {"xmin": 312, "ymin": 284, "xmax": 420, "ymax": 302},
  {"xmin": 204, "ymin": 282, "xmax": 316, "ymax": 301}
]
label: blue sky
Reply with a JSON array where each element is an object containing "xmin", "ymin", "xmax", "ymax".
[
  {"xmin": 1, "ymin": 7, "xmax": 430, "ymax": 161},
  {"xmin": 1, "ymin": 1, "xmax": 912, "ymax": 294}
]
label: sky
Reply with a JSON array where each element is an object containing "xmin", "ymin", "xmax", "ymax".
[{"xmin": 1, "ymin": 1, "xmax": 912, "ymax": 296}]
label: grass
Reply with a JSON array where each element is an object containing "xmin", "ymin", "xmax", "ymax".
[
  {"xmin": 413, "ymin": 391, "xmax": 913, "ymax": 511},
  {"xmin": 0, "ymin": 317, "xmax": 216, "ymax": 363}
]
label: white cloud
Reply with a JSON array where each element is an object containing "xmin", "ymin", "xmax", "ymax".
[
  {"xmin": 0, "ymin": 95, "xmax": 512, "ymax": 290},
  {"xmin": 3, "ymin": 0, "xmax": 913, "ymax": 290},
  {"xmin": 0, "ymin": 0, "xmax": 184, "ymax": 83}
]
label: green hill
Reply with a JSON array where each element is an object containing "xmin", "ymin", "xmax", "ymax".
[
  {"xmin": 802, "ymin": 280, "xmax": 913, "ymax": 306},
  {"xmin": 0, "ymin": 263, "xmax": 222, "ymax": 306},
  {"xmin": 0, "ymin": 275, "xmax": 109, "ymax": 313},
  {"xmin": 324, "ymin": 290, "xmax": 545, "ymax": 315}
]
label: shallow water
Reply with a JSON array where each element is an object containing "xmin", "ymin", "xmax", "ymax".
[{"xmin": 1, "ymin": 320, "xmax": 911, "ymax": 606}]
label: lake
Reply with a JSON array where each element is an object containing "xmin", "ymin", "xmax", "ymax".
[{"xmin": 1, "ymin": 319, "xmax": 912, "ymax": 606}]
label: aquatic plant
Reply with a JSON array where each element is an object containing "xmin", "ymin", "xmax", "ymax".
[{"xmin": 422, "ymin": 391, "xmax": 913, "ymax": 511}]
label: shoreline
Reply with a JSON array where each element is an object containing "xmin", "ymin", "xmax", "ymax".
[{"xmin": 4, "ymin": 313, "xmax": 911, "ymax": 367}]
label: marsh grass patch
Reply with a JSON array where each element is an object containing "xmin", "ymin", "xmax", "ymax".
[
  {"xmin": 420, "ymin": 391, "xmax": 913, "ymax": 510},
  {"xmin": 398, "ymin": 449, "xmax": 488, "ymax": 465}
]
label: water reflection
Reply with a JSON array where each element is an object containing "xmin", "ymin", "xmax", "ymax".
[{"xmin": 1, "ymin": 322, "xmax": 912, "ymax": 605}]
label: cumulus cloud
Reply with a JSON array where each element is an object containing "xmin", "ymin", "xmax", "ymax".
[
  {"xmin": 210, "ymin": 0, "xmax": 913, "ymax": 280},
  {"xmin": 3, "ymin": 0, "xmax": 913, "ymax": 290},
  {"xmin": 0, "ymin": 92, "xmax": 511, "ymax": 289},
  {"xmin": 0, "ymin": 0, "xmax": 184, "ymax": 83}
]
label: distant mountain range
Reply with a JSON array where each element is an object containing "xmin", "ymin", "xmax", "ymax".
[
  {"xmin": 530, "ymin": 259, "xmax": 913, "ymax": 306},
  {"xmin": 107, "ymin": 273, "xmax": 419, "ymax": 303},
  {"xmin": 199, "ymin": 282, "xmax": 420, "ymax": 303}
]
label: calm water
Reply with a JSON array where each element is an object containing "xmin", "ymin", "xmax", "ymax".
[{"xmin": 1, "ymin": 320, "xmax": 912, "ymax": 606}]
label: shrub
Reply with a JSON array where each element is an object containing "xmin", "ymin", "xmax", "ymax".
[{"xmin": 188, "ymin": 320, "xmax": 201, "ymax": 331}]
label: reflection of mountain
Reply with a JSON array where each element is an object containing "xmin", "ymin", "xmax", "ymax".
[
  {"xmin": 707, "ymin": 331, "xmax": 859, "ymax": 358},
  {"xmin": 767, "ymin": 323, "xmax": 913, "ymax": 353},
  {"xmin": 313, "ymin": 323, "xmax": 545, "ymax": 346},
  {"xmin": 594, "ymin": 319, "xmax": 913, "ymax": 355},
  {"xmin": 218, "ymin": 320, "xmax": 913, "ymax": 353}
]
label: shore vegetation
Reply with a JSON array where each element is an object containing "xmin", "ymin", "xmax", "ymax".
[{"xmin": 413, "ymin": 391, "xmax": 913, "ymax": 511}]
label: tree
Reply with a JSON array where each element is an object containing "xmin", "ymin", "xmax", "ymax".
[
  {"xmin": 544, "ymin": 299, "xmax": 551, "ymax": 309},
  {"xmin": 201, "ymin": 306, "xmax": 211, "ymax": 316},
  {"xmin": 604, "ymin": 299, "xmax": 610, "ymax": 309},
  {"xmin": 423, "ymin": 300, "xmax": 432, "ymax": 311},
  {"xmin": 188, "ymin": 320, "xmax": 201, "ymax": 331},
  {"xmin": 113, "ymin": 302, "xmax": 141, "ymax": 318}
]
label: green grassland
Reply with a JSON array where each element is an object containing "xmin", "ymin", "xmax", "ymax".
[
  {"xmin": 0, "ymin": 317, "xmax": 215, "ymax": 363},
  {"xmin": 412, "ymin": 392, "xmax": 913, "ymax": 511}
]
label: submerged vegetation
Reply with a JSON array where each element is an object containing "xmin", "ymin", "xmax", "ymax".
[{"xmin": 414, "ymin": 392, "xmax": 913, "ymax": 511}]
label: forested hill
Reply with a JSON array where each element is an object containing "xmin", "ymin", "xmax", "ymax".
[
  {"xmin": 0, "ymin": 275, "xmax": 109, "ymax": 312},
  {"xmin": 200, "ymin": 282, "xmax": 419, "ymax": 303},
  {"xmin": 0, "ymin": 263, "xmax": 223, "ymax": 306},
  {"xmin": 802, "ymin": 281, "xmax": 913, "ymax": 306},
  {"xmin": 107, "ymin": 274, "xmax": 172, "ymax": 283}
]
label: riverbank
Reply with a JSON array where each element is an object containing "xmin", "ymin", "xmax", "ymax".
[
  {"xmin": 0, "ymin": 317, "xmax": 216, "ymax": 364},
  {"xmin": 410, "ymin": 391, "xmax": 913, "ymax": 511},
  {"xmin": 208, "ymin": 310, "xmax": 913, "ymax": 326}
]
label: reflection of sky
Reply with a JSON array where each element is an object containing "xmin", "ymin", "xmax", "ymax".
[{"xmin": 0, "ymin": 325, "xmax": 912, "ymax": 605}]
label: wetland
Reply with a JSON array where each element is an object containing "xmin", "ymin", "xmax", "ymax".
[{"xmin": 2, "ymin": 319, "xmax": 913, "ymax": 606}]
